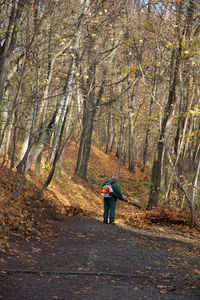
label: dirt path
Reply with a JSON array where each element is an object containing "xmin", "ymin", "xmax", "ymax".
[{"xmin": 0, "ymin": 216, "xmax": 199, "ymax": 300}]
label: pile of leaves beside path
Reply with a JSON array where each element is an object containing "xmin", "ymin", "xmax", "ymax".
[
  {"xmin": 125, "ymin": 205, "xmax": 200, "ymax": 236},
  {"xmin": 144, "ymin": 205, "xmax": 187, "ymax": 225}
]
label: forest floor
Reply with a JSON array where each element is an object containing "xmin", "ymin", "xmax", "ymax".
[{"xmin": 0, "ymin": 142, "xmax": 200, "ymax": 299}]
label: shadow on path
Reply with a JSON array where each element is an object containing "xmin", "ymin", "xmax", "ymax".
[{"xmin": 0, "ymin": 216, "xmax": 199, "ymax": 300}]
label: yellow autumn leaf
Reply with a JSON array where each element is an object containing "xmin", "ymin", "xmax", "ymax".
[
  {"xmin": 166, "ymin": 41, "xmax": 173, "ymax": 48},
  {"xmin": 189, "ymin": 109, "xmax": 199, "ymax": 115}
]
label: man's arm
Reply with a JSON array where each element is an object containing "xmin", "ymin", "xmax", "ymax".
[{"xmin": 112, "ymin": 182, "xmax": 123, "ymax": 197}]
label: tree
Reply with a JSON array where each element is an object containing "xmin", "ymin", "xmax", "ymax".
[
  {"xmin": 0, "ymin": 0, "xmax": 27, "ymax": 105},
  {"xmin": 75, "ymin": 0, "xmax": 125, "ymax": 180},
  {"xmin": 147, "ymin": 0, "xmax": 184, "ymax": 209},
  {"xmin": 14, "ymin": 0, "xmax": 91, "ymax": 195}
]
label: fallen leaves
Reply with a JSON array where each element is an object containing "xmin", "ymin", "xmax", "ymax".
[
  {"xmin": 73, "ymin": 286, "xmax": 93, "ymax": 296},
  {"xmin": 73, "ymin": 291, "xmax": 80, "ymax": 295},
  {"xmin": 157, "ymin": 284, "xmax": 177, "ymax": 294},
  {"xmin": 104, "ymin": 276, "xmax": 111, "ymax": 280},
  {"xmin": 0, "ymin": 165, "xmax": 59, "ymax": 253},
  {"xmin": 158, "ymin": 285, "xmax": 167, "ymax": 294},
  {"xmin": 168, "ymin": 287, "xmax": 176, "ymax": 291},
  {"xmin": 125, "ymin": 204, "xmax": 200, "ymax": 240},
  {"xmin": 84, "ymin": 286, "xmax": 93, "ymax": 290}
]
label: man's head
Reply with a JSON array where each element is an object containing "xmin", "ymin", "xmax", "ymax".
[{"xmin": 111, "ymin": 175, "xmax": 118, "ymax": 182}]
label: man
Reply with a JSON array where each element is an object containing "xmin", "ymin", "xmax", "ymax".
[{"xmin": 100, "ymin": 175, "xmax": 123, "ymax": 225}]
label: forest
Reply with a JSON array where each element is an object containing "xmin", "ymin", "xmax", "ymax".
[{"xmin": 0, "ymin": 0, "xmax": 200, "ymax": 244}]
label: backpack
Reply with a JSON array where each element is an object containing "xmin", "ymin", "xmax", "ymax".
[{"xmin": 100, "ymin": 183, "xmax": 113, "ymax": 198}]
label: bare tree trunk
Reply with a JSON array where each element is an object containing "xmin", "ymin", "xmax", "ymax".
[
  {"xmin": 116, "ymin": 102, "xmax": 124, "ymax": 177},
  {"xmin": 140, "ymin": 66, "xmax": 156, "ymax": 172},
  {"xmin": 0, "ymin": 89, "xmax": 12, "ymax": 161},
  {"xmin": 8, "ymin": 108, "xmax": 18, "ymax": 175},
  {"xmin": 128, "ymin": 90, "xmax": 135, "ymax": 174},
  {"xmin": 0, "ymin": 0, "xmax": 25, "ymax": 105},
  {"xmin": 147, "ymin": 43, "xmax": 182, "ymax": 209},
  {"xmin": 75, "ymin": 72, "xmax": 105, "ymax": 180},
  {"xmin": 55, "ymin": 105, "xmax": 74, "ymax": 177},
  {"xmin": 105, "ymin": 107, "xmax": 111, "ymax": 154},
  {"xmin": 75, "ymin": 107, "xmax": 95, "ymax": 180}
]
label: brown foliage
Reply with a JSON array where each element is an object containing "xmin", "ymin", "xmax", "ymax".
[{"xmin": 144, "ymin": 205, "xmax": 187, "ymax": 226}]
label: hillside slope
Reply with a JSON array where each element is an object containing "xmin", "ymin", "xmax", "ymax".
[{"xmin": 0, "ymin": 142, "xmax": 199, "ymax": 252}]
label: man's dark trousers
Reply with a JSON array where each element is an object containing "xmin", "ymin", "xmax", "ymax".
[{"xmin": 103, "ymin": 198, "xmax": 116, "ymax": 224}]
